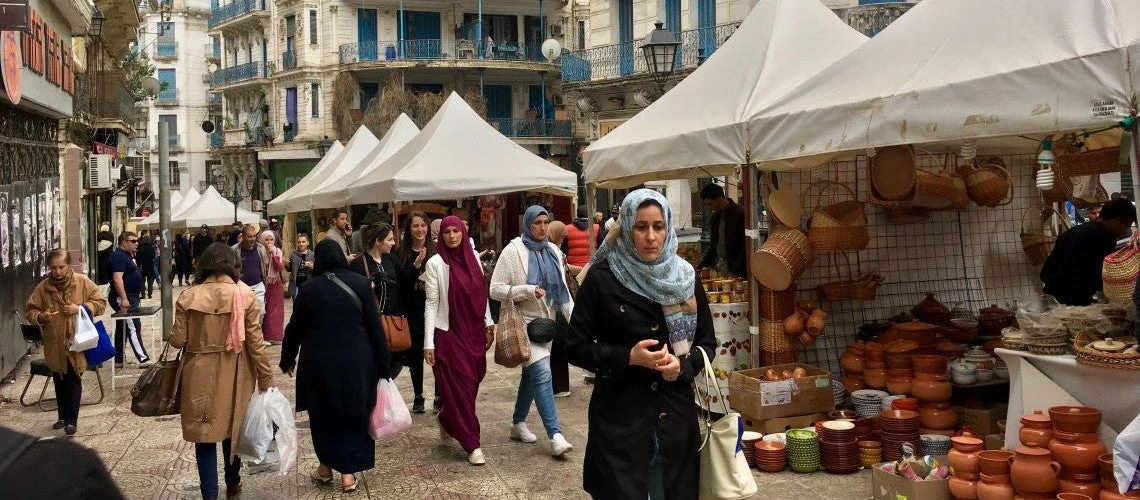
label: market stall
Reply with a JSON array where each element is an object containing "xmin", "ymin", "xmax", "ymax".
[
  {"xmin": 137, "ymin": 188, "xmax": 198, "ymax": 230},
  {"xmin": 273, "ymin": 127, "xmax": 379, "ymax": 215},
  {"xmin": 306, "ymin": 114, "xmax": 419, "ymax": 210},
  {"xmin": 169, "ymin": 186, "xmax": 261, "ymax": 228},
  {"xmin": 266, "ymin": 140, "xmax": 344, "ymax": 216}
]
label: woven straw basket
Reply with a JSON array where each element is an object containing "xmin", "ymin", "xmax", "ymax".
[
  {"xmin": 807, "ymin": 180, "xmax": 869, "ymax": 252},
  {"xmin": 882, "ymin": 205, "xmax": 930, "ymax": 224},
  {"xmin": 1073, "ymin": 332, "xmax": 1140, "ymax": 371},
  {"xmin": 751, "ymin": 228, "xmax": 814, "ymax": 291},
  {"xmin": 759, "ymin": 318, "xmax": 793, "ymax": 354},
  {"xmin": 759, "ymin": 286, "xmax": 796, "ymax": 321},
  {"xmin": 1103, "ymin": 246, "xmax": 1140, "ymax": 302},
  {"xmin": 817, "ymin": 253, "xmax": 883, "ymax": 302},
  {"xmin": 1019, "ymin": 206, "xmax": 1069, "ymax": 266},
  {"xmin": 869, "ymin": 145, "xmax": 916, "ymax": 203},
  {"xmin": 911, "ymin": 151, "xmax": 958, "ymax": 210},
  {"xmin": 962, "ymin": 157, "xmax": 1013, "ymax": 207},
  {"xmin": 1058, "ymin": 146, "xmax": 1125, "ymax": 176}
]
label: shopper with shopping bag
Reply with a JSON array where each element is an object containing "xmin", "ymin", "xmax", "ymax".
[
  {"xmin": 25, "ymin": 249, "xmax": 108, "ymax": 436},
  {"xmin": 169, "ymin": 242, "xmax": 276, "ymax": 500}
]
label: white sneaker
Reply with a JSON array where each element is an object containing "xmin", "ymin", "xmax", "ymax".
[
  {"xmin": 468, "ymin": 448, "xmax": 486, "ymax": 466},
  {"xmin": 550, "ymin": 433, "xmax": 573, "ymax": 457},
  {"xmin": 554, "ymin": 391, "xmax": 572, "ymax": 398},
  {"xmin": 509, "ymin": 422, "xmax": 537, "ymax": 443}
]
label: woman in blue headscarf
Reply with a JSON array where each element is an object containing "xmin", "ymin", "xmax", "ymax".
[
  {"xmin": 564, "ymin": 189, "xmax": 715, "ymax": 500},
  {"xmin": 489, "ymin": 205, "xmax": 575, "ymax": 458}
]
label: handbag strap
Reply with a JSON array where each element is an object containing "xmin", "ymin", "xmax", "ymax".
[
  {"xmin": 324, "ymin": 272, "xmax": 363, "ymax": 313},
  {"xmin": 695, "ymin": 346, "xmax": 730, "ymax": 452},
  {"xmin": 362, "ymin": 255, "xmax": 391, "ymax": 313}
]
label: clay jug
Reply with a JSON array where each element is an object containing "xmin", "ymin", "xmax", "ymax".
[
  {"xmin": 864, "ymin": 365, "xmax": 887, "ymax": 389},
  {"xmin": 950, "ymin": 475, "xmax": 981, "ymax": 499},
  {"xmin": 950, "ymin": 435, "xmax": 985, "ymax": 475},
  {"xmin": 911, "ymin": 373, "xmax": 952, "ymax": 402},
  {"xmin": 840, "ymin": 349, "xmax": 865, "ymax": 374},
  {"xmin": 919, "ymin": 402, "xmax": 958, "ymax": 430},
  {"xmin": 1020, "ymin": 410, "xmax": 1054, "ymax": 448},
  {"xmin": 1010, "ymin": 446, "xmax": 1062, "ymax": 496},
  {"xmin": 978, "ymin": 473, "xmax": 1016, "ymax": 500},
  {"xmin": 977, "ymin": 450, "xmax": 1014, "ymax": 476},
  {"xmin": 1049, "ymin": 431, "xmax": 1107, "ymax": 475},
  {"xmin": 1058, "ymin": 472, "xmax": 1101, "ymax": 498}
]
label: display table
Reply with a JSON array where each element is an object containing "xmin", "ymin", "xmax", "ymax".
[
  {"xmin": 995, "ymin": 348, "xmax": 1135, "ymax": 450},
  {"xmin": 703, "ymin": 302, "xmax": 752, "ymax": 410},
  {"xmin": 107, "ymin": 306, "xmax": 163, "ymax": 390}
]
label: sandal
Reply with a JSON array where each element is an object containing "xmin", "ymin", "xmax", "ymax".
[
  {"xmin": 310, "ymin": 468, "xmax": 334, "ymax": 485},
  {"xmin": 342, "ymin": 475, "xmax": 358, "ymax": 493}
]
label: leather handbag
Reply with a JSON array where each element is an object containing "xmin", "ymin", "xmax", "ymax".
[
  {"xmin": 130, "ymin": 344, "xmax": 184, "ymax": 417},
  {"xmin": 695, "ymin": 347, "xmax": 758, "ymax": 500},
  {"xmin": 493, "ymin": 290, "xmax": 531, "ymax": 368},
  {"xmin": 363, "ymin": 256, "xmax": 412, "ymax": 352}
]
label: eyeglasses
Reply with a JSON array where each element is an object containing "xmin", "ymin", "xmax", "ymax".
[{"xmin": 127, "ymin": 239, "xmax": 139, "ymax": 243}]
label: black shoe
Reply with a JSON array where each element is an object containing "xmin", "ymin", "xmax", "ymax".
[
  {"xmin": 412, "ymin": 397, "xmax": 425, "ymax": 414},
  {"xmin": 51, "ymin": 419, "xmax": 66, "ymax": 430},
  {"xmin": 64, "ymin": 424, "xmax": 77, "ymax": 436}
]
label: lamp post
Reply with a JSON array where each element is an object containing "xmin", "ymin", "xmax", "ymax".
[
  {"xmin": 641, "ymin": 22, "xmax": 681, "ymax": 93},
  {"xmin": 316, "ymin": 135, "xmax": 334, "ymax": 156},
  {"xmin": 89, "ymin": 8, "xmax": 105, "ymax": 37}
]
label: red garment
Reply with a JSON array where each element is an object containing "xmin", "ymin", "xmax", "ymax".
[
  {"xmin": 565, "ymin": 223, "xmax": 597, "ymax": 267},
  {"xmin": 436, "ymin": 216, "xmax": 488, "ymax": 329},
  {"xmin": 262, "ymin": 281, "xmax": 285, "ymax": 342}
]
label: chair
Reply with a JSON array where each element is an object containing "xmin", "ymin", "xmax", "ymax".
[{"xmin": 19, "ymin": 323, "xmax": 106, "ymax": 411}]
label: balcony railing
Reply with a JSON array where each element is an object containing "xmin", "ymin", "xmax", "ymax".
[
  {"xmin": 205, "ymin": 42, "xmax": 220, "ymax": 61},
  {"xmin": 489, "ymin": 118, "xmax": 572, "ymax": 138},
  {"xmin": 209, "ymin": 0, "xmax": 267, "ymax": 29},
  {"xmin": 94, "ymin": 71, "xmax": 138, "ymax": 124},
  {"xmin": 129, "ymin": 137, "xmax": 150, "ymax": 152},
  {"xmin": 155, "ymin": 88, "xmax": 179, "ymax": 104},
  {"xmin": 155, "ymin": 41, "xmax": 177, "ymax": 59},
  {"xmin": 339, "ymin": 40, "xmax": 555, "ymax": 65},
  {"xmin": 211, "ymin": 61, "xmax": 265, "ymax": 87},
  {"xmin": 562, "ymin": 22, "xmax": 740, "ymax": 83},
  {"xmin": 282, "ymin": 50, "xmax": 296, "ymax": 70},
  {"xmin": 209, "ymin": 93, "xmax": 223, "ymax": 106},
  {"xmin": 283, "ymin": 125, "xmax": 296, "ymax": 142}
]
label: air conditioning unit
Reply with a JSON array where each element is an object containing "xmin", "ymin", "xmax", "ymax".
[
  {"xmin": 550, "ymin": 25, "xmax": 563, "ymax": 37},
  {"xmin": 87, "ymin": 154, "xmax": 114, "ymax": 189},
  {"xmin": 124, "ymin": 155, "xmax": 146, "ymax": 179}
]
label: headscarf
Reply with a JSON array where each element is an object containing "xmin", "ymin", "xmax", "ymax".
[
  {"xmin": 313, "ymin": 239, "xmax": 349, "ymax": 274},
  {"xmin": 547, "ymin": 220, "xmax": 567, "ymax": 246},
  {"xmin": 520, "ymin": 206, "xmax": 569, "ymax": 307},
  {"xmin": 430, "ymin": 219, "xmax": 442, "ymax": 241},
  {"xmin": 258, "ymin": 230, "xmax": 282, "ymax": 283},
  {"xmin": 437, "ymin": 216, "xmax": 488, "ymax": 332}
]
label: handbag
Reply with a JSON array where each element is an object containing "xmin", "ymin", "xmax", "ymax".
[
  {"xmin": 493, "ymin": 290, "xmax": 531, "ymax": 368},
  {"xmin": 130, "ymin": 344, "xmax": 184, "ymax": 417},
  {"xmin": 526, "ymin": 298, "xmax": 568, "ymax": 344},
  {"xmin": 70, "ymin": 306, "xmax": 100, "ymax": 352},
  {"xmin": 363, "ymin": 255, "xmax": 412, "ymax": 352},
  {"xmin": 81, "ymin": 306, "xmax": 115, "ymax": 365},
  {"xmin": 695, "ymin": 347, "xmax": 758, "ymax": 500}
]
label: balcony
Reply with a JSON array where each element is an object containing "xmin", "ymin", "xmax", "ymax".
[
  {"xmin": 155, "ymin": 88, "xmax": 179, "ymax": 105},
  {"xmin": 159, "ymin": 134, "xmax": 183, "ymax": 151},
  {"xmin": 205, "ymin": 42, "xmax": 221, "ymax": 62},
  {"xmin": 283, "ymin": 124, "xmax": 297, "ymax": 142},
  {"xmin": 94, "ymin": 71, "xmax": 139, "ymax": 130},
  {"xmin": 208, "ymin": 0, "xmax": 268, "ymax": 31},
  {"xmin": 209, "ymin": 133, "xmax": 224, "ymax": 148},
  {"xmin": 338, "ymin": 39, "xmax": 556, "ymax": 66},
  {"xmin": 489, "ymin": 118, "xmax": 572, "ymax": 138},
  {"xmin": 562, "ymin": 21, "xmax": 741, "ymax": 83},
  {"xmin": 282, "ymin": 50, "xmax": 297, "ymax": 70},
  {"xmin": 155, "ymin": 41, "xmax": 178, "ymax": 60},
  {"xmin": 208, "ymin": 93, "xmax": 223, "ymax": 107},
  {"xmin": 129, "ymin": 137, "xmax": 150, "ymax": 152},
  {"xmin": 210, "ymin": 61, "xmax": 266, "ymax": 88}
]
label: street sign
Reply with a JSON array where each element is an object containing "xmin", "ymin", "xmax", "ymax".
[
  {"xmin": 0, "ymin": 1, "xmax": 27, "ymax": 31},
  {"xmin": 0, "ymin": 30, "xmax": 20, "ymax": 105}
]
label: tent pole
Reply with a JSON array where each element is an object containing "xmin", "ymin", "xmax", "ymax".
[
  {"xmin": 742, "ymin": 161, "xmax": 759, "ymax": 370},
  {"xmin": 586, "ymin": 182, "xmax": 597, "ymax": 253},
  {"xmin": 1130, "ymin": 114, "xmax": 1140, "ymax": 204}
]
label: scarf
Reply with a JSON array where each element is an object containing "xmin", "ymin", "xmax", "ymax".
[
  {"xmin": 227, "ymin": 280, "xmax": 250, "ymax": 353},
  {"xmin": 437, "ymin": 216, "xmax": 488, "ymax": 333},
  {"xmin": 547, "ymin": 221, "xmax": 567, "ymax": 246},
  {"xmin": 45, "ymin": 267, "xmax": 76, "ymax": 307},
  {"xmin": 520, "ymin": 205, "xmax": 569, "ymax": 307},
  {"xmin": 258, "ymin": 230, "xmax": 283, "ymax": 284}
]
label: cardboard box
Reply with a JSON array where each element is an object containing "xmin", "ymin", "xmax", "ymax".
[
  {"xmin": 741, "ymin": 413, "xmax": 828, "ymax": 434},
  {"xmin": 955, "ymin": 404, "xmax": 1008, "ymax": 436},
  {"xmin": 728, "ymin": 363, "xmax": 835, "ymax": 420},
  {"xmin": 871, "ymin": 462, "xmax": 952, "ymax": 500},
  {"xmin": 985, "ymin": 434, "xmax": 1004, "ymax": 450}
]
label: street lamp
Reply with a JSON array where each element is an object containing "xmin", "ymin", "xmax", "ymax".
[
  {"xmin": 89, "ymin": 8, "xmax": 105, "ymax": 38},
  {"xmin": 642, "ymin": 22, "xmax": 681, "ymax": 92}
]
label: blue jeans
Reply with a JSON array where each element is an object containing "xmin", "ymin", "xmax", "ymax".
[
  {"xmin": 195, "ymin": 439, "xmax": 241, "ymax": 499},
  {"xmin": 513, "ymin": 356, "xmax": 562, "ymax": 438}
]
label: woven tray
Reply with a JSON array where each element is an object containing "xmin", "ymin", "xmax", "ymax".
[{"xmin": 1073, "ymin": 332, "xmax": 1140, "ymax": 371}]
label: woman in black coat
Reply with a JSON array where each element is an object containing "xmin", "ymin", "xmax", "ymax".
[
  {"xmin": 564, "ymin": 190, "xmax": 715, "ymax": 500},
  {"xmin": 281, "ymin": 239, "xmax": 392, "ymax": 493}
]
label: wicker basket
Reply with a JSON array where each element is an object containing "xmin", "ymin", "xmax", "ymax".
[
  {"xmin": 818, "ymin": 253, "xmax": 883, "ymax": 302},
  {"xmin": 759, "ymin": 286, "xmax": 796, "ymax": 321},
  {"xmin": 868, "ymin": 145, "xmax": 917, "ymax": 203},
  {"xmin": 911, "ymin": 150, "xmax": 957, "ymax": 210},
  {"xmin": 1072, "ymin": 332, "xmax": 1140, "ymax": 371},
  {"xmin": 759, "ymin": 318, "xmax": 793, "ymax": 353},
  {"xmin": 883, "ymin": 205, "xmax": 930, "ymax": 224},
  {"xmin": 949, "ymin": 173, "xmax": 969, "ymax": 210},
  {"xmin": 807, "ymin": 180, "xmax": 869, "ymax": 252},
  {"xmin": 1020, "ymin": 206, "xmax": 1069, "ymax": 266},
  {"xmin": 1069, "ymin": 175, "xmax": 1109, "ymax": 209},
  {"xmin": 1103, "ymin": 246, "xmax": 1140, "ymax": 302},
  {"xmin": 1058, "ymin": 146, "xmax": 1125, "ymax": 176},
  {"xmin": 962, "ymin": 157, "xmax": 1013, "ymax": 207},
  {"xmin": 751, "ymin": 228, "xmax": 814, "ymax": 291}
]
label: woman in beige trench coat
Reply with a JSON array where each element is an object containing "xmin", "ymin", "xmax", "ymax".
[{"xmin": 170, "ymin": 242, "xmax": 275, "ymax": 500}]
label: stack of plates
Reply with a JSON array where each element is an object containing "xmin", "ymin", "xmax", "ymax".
[
  {"xmin": 852, "ymin": 389, "xmax": 890, "ymax": 418},
  {"xmin": 859, "ymin": 440, "xmax": 883, "ymax": 468},
  {"xmin": 818, "ymin": 421, "xmax": 860, "ymax": 474},
  {"xmin": 753, "ymin": 441, "xmax": 787, "ymax": 472},
  {"xmin": 741, "ymin": 431, "xmax": 764, "ymax": 468},
  {"xmin": 879, "ymin": 409, "xmax": 922, "ymax": 462},
  {"xmin": 831, "ymin": 377, "xmax": 846, "ymax": 407},
  {"xmin": 881, "ymin": 394, "xmax": 906, "ymax": 411},
  {"xmin": 786, "ymin": 429, "xmax": 821, "ymax": 473},
  {"xmin": 919, "ymin": 434, "xmax": 952, "ymax": 456}
]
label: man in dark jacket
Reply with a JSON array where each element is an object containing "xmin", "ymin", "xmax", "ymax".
[
  {"xmin": 226, "ymin": 221, "xmax": 243, "ymax": 246},
  {"xmin": 192, "ymin": 224, "xmax": 213, "ymax": 263},
  {"xmin": 135, "ymin": 231, "xmax": 158, "ymax": 299},
  {"xmin": 1042, "ymin": 198, "xmax": 1136, "ymax": 306},
  {"xmin": 698, "ymin": 183, "xmax": 747, "ymax": 278}
]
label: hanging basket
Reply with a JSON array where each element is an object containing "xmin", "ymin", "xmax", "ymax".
[
  {"xmin": 806, "ymin": 180, "xmax": 869, "ymax": 252},
  {"xmin": 817, "ymin": 252, "xmax": 883, "ymax": 302},
  {"xmin": 759, "ymin": 286, "xmax": 796, "ymax": 321},
  {"xmin": 1019, "ymin": 206, "xmax": 1069, "ymax": 266},
  {"xmin": 1058, "ymin": 146, "xmax": 1125, "ymax": 176},
  {"xmin": 759, "ymin": 318, "xmax": 793, "ymax": 354},
  {"xmin": 1103, "ymin": 246, "xmax": 1140, "ymax": 302},
  {"xmin": 882, "ymin": 205, "xmax": 930, "ymax": 224},
  {"xmin": 751, "ymin": 228, "xmax": 814, "ymax": 291},
  {"xmin": 911, "ymin": 150, "xmax": 958, "ymax": 210},
  {"xmin": 1069, "ymin": 175, "xmax": 1109, "ymax": 209},
  {"xmin": 962, "ymin": 156, "xmax": 1013, "ymax": 207},
  {"xmin": 868, "ymin": 145, "xmax": 917, "ymax": 204}
]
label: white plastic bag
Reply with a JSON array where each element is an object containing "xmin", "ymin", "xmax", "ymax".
[
  {"xmin": 369, "ymin": 379, "xmax": 412, "ymax": 440},
  {"xmin": 70, "ymin": 306, "xmax": 99, "ymax": 352},
  {"xmin": 1114, "ymin": 412, "xmax": 1140, "ymax": 494},
  {"xmin": 236, "ymin": 388, "xmax": 297, "ymax": 475}
]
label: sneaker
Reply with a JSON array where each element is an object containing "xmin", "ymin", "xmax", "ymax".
[
  {"xmin": 509, "ymin": 423, "xmax": 537, "ymax": 443},
  {"xmin": 554, "ymin": 391, "xmax": 572, "ymax": 398},
  {"xmin": 137, "ymin": 361, "xmax": 155, "ymax": 369},
  {"xmin": 467, "ymin": 448, "xmax": 486, "ymax": 466},
  {"xmin": 550, "ymin": 433, "xmax": 573, "ymax": 457},
  {"xmin": 64, "ymin": 424, "xmax": 77, "ymax": 436},
  {"xmin": 51, "ymin": 420, "xmax": 66, "ymax": 430},
  {"xmin": 412, "ymin": 397, "xmax": 425, "ymax": 414}
]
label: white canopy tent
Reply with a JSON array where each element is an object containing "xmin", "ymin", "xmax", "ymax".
[
  {"xmin": 266, "ymin": 139, "xmax": 345, "ymax": 215},
  {"xmin": 135, "ymin": 190, "xmax": 183, "ymax": 229},
  {"xmin": 346, "ymin": 93, "xmax": 577, "ymax": 203},
  {"xmin": 310, "ymin": 114, "xmax": 420, "ymax": 209},
  {"xmin": 171, "ymin": 186, "xmax": 261, "ymax": 228},
  {"xmin": 746, "ymin": 0, "xmax": 1140, "ymax": 171},
  {"xmin": 276, "ymin": 126, "xmax": 381, "ymax": 213},
  {"xmin": 582, "ymin": 0, "xmax": 868, "ymax": 188},
  {"xmin": 138, "ymin": 189, "xmax": 198, "ymax": 229}
]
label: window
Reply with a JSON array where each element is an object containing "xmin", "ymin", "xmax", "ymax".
[
  {"xmin": 311, "ymin": 83, "xmax": 320, "ymax": 117},
  {"xmin": 158, "ymin": 21, "xmax": 174, "ymax": 38},
  {"xmin": 309, "ymin": 10, "xmax": 318, "ymax": 44},
  {"xmin": 169, "ymin": 161, "xmax": 181, "ymax": 189},
  {"xmin": 577, "ymin": 20, "xmax": 585, "ymax": 50}
]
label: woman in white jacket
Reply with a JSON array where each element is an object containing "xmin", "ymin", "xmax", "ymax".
[{"xmin": 489, "ymin": 205, "xmax": 575, "ymax": 458}]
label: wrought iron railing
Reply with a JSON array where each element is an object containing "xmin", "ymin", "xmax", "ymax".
[
  {"xmin": 95, "ymin": 77, "xmax": 138, "ymax": 124},
  {"xmin": 488, "ymin": 118, "xmax": 572, "ymax": 138},
  {"xmin": 130, "ymin": 137, "xmax": 150, "ymax": 152},
  {"xmin": 155, "ymin": 41, "xmax": 177, "ymax": 59},
  {"xmin": 209, "ymin": 93, "xmax": 222, "ymax": 106},
  {"xmin": 562, "ymin": 21, "xmax": 740, "ymax": 83},
  {"xmin": 338, "ymin": 39, "xmax": 554, "ymax": 65},
  {"xmin": 210, "ymin": 61, "xmax": 264, "ymax": 87},
  {"xmin": 155, "ymin": 88, "xmax": 179, "ymax": 104},
  {"xmin": 208, "ymin": 0, "xmax": 266, "ymax": 29},
  {"xmin": 282, "ymin": 50, "xmax": 297, "ymax": 70},
  {"xmin": 283, "ymin": 126, "xmax": 297, "ymax": 142},
  {"xmin": 205, "ymin": 42, "xmax": 220, "ymax": 61}
]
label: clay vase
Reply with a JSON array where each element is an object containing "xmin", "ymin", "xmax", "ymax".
[
  {"xmin": 1049, "ymin": 407, "xmax": 1102, "ymax": 434},
  {"xmin": 912, "ymin": 373, "xmax": 952, "ymax": 403},
  {"xmin": 864, "ymin": 342, "xmax": 886, "ymax": 363},
  {"xmin": 1058, "ymin": 473, "xmax": 1101, "ymax": 498},
  {"xmin": 978, "ymin": 450, "xmax": 1014, "ymax": 476},
  {"xmin": 919, "ymin": 402, "xmax": 958, "ymax": 430},
  {"xmin": 950, "ymin": 475, "xmax": 981, "ymax": 499},
  {"xmin": 950, "ymin": 435, "xmax": 985, "ymax": 475},
  {"xmin": 1021, "ymin": 410, "xmax": 1055, "ymax": 448},
  {"xmin": 1010, "ymin": 446, "xmax": 1062, "ymax": 496},
  {"xmin": 1049, "ymin": 431, "xmax": 1107, "ymax": 475},
  {"xmin": 886, "ymin": 374, "xmax": 913, "ymax": 395},
  {"xmin": 841, "ymin": 349, "xmax": 865, "ymax": 374},
  {"xmin": 843, "ymin": 375, "xmax": 866, "ymax": 395},
  {"xmin": 912, "ymin": 354, "xmax": 950, "ymax": 375},
  {"xmin": 978, "ymin": 473, "xmax": 1016, "ymax": 500},
  {"xmin": 864, "ymin": 365, "xmax": 888, "ymax": 389}
]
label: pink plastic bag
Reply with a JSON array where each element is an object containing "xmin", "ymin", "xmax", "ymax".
[{"xmin": 369, "ymin": 379, "xmax": 412, "ymax": 440}]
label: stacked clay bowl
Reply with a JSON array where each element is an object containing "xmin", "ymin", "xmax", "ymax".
[
  {"xmin": 860, "ymin": 440, "xmax": 883, "ymax": 468},
  {"xmin": 753, "ymin": 440, "xmax": 787, "ymax": 473},
  {"xmin": 819, "ymin": 420, "xmax": 861, "ymax": 474},
  {"xmin": 741, "ymin": 431, "xmax": 764, "ymax": 468},
  {"xmin": 786, "ymin": 429, "xmax": 821, "ymax": 473},
  {"xmin": 879, "ymin": 409, "xmax": 922, "ymax": 462}
]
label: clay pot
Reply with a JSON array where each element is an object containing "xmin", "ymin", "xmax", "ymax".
[
  {"xmin": 1055, "ymin": 494, "xmax": 1093, "ymax": 500},
  {"xmin": 950, "ymin": 435, "xmax": 985, "ymax": 475},
  {"xmin": 978, "ymin": 450, "xmax": 1014, "ymax": 476},
  {"xmin": 1049, "ymin": 431, "xmax": 1107, "ymax": 475},
  {"xmin": 892, "ymin": 398, "xmax": 919, "ymax": 412},
  {"xmin": 1058, "ymin": 472, "xmax": 1101, "ymax": 498},
  {"xmin": 886, "ymin": 339, "xmax": 921, "ymax": 354},
  {"xmin": 950, "ymin": 475, "xmax": 981, "ymax": 499},
  {"xmin": 843, "ymin": 375, "xmax": 866, "ymax": 394},
  {"xmin": 1021, "ymin": 410, "xmax": 1055, "ymax": 448},
  {"xmin": 886, "ymin": 375, "xmax": 913, "ymax": 395},
  {"xmin": 886, "ymin": 352, "xmax": 915, "ymax": 370},
  {"xmin": 1049, "ymin": 407, "xmax": 1102, "ymax": 434},
  {"xmin": 911, "ymin": 373, "xmax": 952, "ymax": 402},
  {"xmin": 896, "ymin": 320, "xmax": 942, "ymax": 345},
  {"xmin": 864, "ymin": 342, "xmax": 886, "ymax": 363},
  {"xmin": 840, "ymin": 349, "xmax": 865, "ymax": 374},
  {"xmin": 919, "ymin": 402, "xmax": 958, "ymax": 430},
  {"xmin": 1099, "ymin": 455, "xmax": 1114, "ymax": 478},
  {"xmin": 913, "ymin": 292, "xmax": 951, "ymax": 325},
  {"xmin": 864, "ymin": 365, "xmax": 887, "ymax": 389},
  {"xmin": 1010, "ymin": 446, "xmax": 1062, "ymax": 496},
  {"xmin": 978, "ymin": 304, "xmax": 1015, "ymax": 337},
  {"xmin": 978, "ymin": 473, "xmax": 1016, "ymax": 500},
  {"xmin": 913, "ymin": 354, "xmax": 950, "ymax": 375}
]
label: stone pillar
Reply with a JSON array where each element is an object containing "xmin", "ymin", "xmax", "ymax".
[{"xmin": 59, "ymin": 142, "xmax": 87, "ymax": 271}]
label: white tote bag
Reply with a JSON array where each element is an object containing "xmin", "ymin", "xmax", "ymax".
[
  {"xmin": 70, "ymin": 306, "xmax": 99, "ymax": 352},
  {"xmin": 696, "ymin": 347, "xmax": 758, "ymax": 500}
]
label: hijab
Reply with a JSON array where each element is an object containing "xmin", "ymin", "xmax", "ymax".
[
  {"xmin": 258, "ymin": 230, "xmax": 282, "ymax": 283},
  {"xmin": 547, "ymin": 221, "xmax": 567, "ymax": 246},
  {"xmin": 520, "ymin": 205, "xmax": 569, "ymax": 307},
  {"xmin": 430, "ymin": 219, "xmax": 442, "ymax": 241},
  {"xmin": 313, "ymin": 239, "xmax": 349, "ymax": 274},
  {"xmin": 437, "ymin": 216, "xmax": 489, "ymax": 332}
]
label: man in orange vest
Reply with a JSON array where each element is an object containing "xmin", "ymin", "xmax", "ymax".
[{"xmin": 564, "ymin": 206, "xmax": 597, "ymax": 268}]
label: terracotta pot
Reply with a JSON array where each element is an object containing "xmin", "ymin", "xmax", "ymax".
[
  {"xmin": 886, "ymin": 375, "xmax": 913, "ymax": 395},
  {"xmin": 1049, "ymin": 431, "xmax": 1107, "ymax": 475},
  {"xmin": 978, "ymin": 473, "xmax": 1016, "ymax": 500},
  {"xmin": 888, "ymin": 368, "xmax": 915, "ymax": 377},
  {"xmin": 864, "ymin": 366, "xmax": 888, "ymax": 389},
  {"xmin": 1099, "ymin": 455, "xmax": 1114, "ymax": 478},
  {"xmin": 913, "ymin": 292, "xmax": 951, "ymax": 325},
  {"xmin": 911, "ymin": 374, "xmax": 952, "ymax": 402},
  {"xmin": 1056, "ymin": 494, "xmax": 1093, "ymax": 500},
  {"xmin": 1021, "ymin": 410, "xmax": 1055, "ymax": 448},
  {"xmin": 1099, "ymin": 485, "xmax": 1140, "ymax": 499},
  {"xmin": 892, "ymin": 398, "xmax": 920, "ymax": 412},
  {"xmin": 978, "ymin": 450, "xmax": 1014, "ymax": 476},
  {"xmin": 1058, "ymin": 472, "xmax": 1101, "ymax": 498},
  {"xmin": 865, "ymin": 342, "xmax": 886, "ymax": 363},
  {"xmin": 978, "ymin": 304, "xmax": 1015, "ymax": 337},
  {"xmin": 1049, "ymin": 407, "xmax": 1102, "ymax": 434},
  {"xmin": 843, "ymin": 375, "xmax": 866, "ymax": 394},
  {"xmin": 938, "ymin": 341, "xmax": 968, "ymax": 360},
  {"xmin": 1010, "ymin": 446, "xmax": 1062, "ymax": 495},
  {"xmin": 897, "ymin": 320, "xmax": 942, "ymax": 345},
  {"xmin": 913, "ymin": 354, "xmax": 950, "ymax": 375},
  {"xmin": 841, "ymin": 350, "xmax": 865, "ymax": 374},
  {"xmin": 886, "ymin": 353, "xmax": 915, "ymax": 370},
  {"xmin": 950, "ymin": 435, "xmax": 985, "ymax": 475},
  {"xmin": 950, "ymin": 475, "xmax": 981, "ymax": 499},
  {"xmin": 919, "ymin": 402, "xmax": 958, "ymax": 429}
]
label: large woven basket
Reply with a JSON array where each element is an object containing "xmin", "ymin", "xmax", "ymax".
[
  {"xmin": 1073, "ymin": 332, "xmax": 1140, "ymax": 371},
  {"xmin": 962, "ymin": 157, "xmax": 1013, "ymax": 207},
  {"xmin": 868, "ymin": 145, "xmax": 916, "ymax": 203},
  {"xmin": 818, "ymin": 253, "xmax": 883, "ymax": 302},
  {"xmin": 883, "ymin": 205, "xmax": 930, "ymax": 224},
  {"xmin": 1058, "ymin": 146, "xmax": 1125, "ymax": 176},
  {"xmin": 911, "ymin": 151, "xmax": 958, "ymax": 210},
  {"xmin": 807, "ymin": 180, "xmax": 869, "ymax": 252},
  {"xmin": 751, "ymin": 228, "xmax": 814, "ymax": 291},
  {"xmin": 949, "ymin": 173, "xmax": 969, "ymax": 210},
  {"xmin": 759, "ymin": 286, "xmax": 796, "ymax": 321},
  {"xmin": 1103, "ymin": 246, "xmax": 1140, "ymax": 302},
  {"xmin": 1019, "ymin": 206, "xmax": 1069, "ymax": 266},
  {"xmin": 759, "ymin": 318, "xmax": 793, "ymax": 353}
]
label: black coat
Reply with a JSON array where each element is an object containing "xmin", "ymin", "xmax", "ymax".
[
  {"xmin": 563, "ymin": 260, "xmax": 715, "ymax": 500},
  {"xmin": 699, "ymin": 198, "xmax": 747, "ymax": 278},
  {"xmin": 192, "ymin": 233, "xmax": 213, "ymax": 260},
  {"xmin": 280, "ymin": 268, "xmax": 392, "ymax": 416}
]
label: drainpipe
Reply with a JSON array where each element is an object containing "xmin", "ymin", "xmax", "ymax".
[
  {"xmin": 399, "ymin": 0, "xmax": 405, "ymax": 58},
  {"xmin": 478, "ymin": 0, "xmax": 483, "ymax": 60}
]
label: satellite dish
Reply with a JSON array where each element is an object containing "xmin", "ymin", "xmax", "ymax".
[
  {"xmin": 541, "ymin": 39, "xmax": 562, "ymax": 61},
  {"xmin": 201, "ymin": 121, "xmax": 215, "ymax": 133}
]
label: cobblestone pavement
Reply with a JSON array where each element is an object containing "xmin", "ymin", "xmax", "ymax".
[{"xmin": 0, "ymin": 285, "xmax": 870, "ymax": 499}]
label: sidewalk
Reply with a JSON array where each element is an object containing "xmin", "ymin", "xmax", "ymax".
[{"xmin": 0, "ymin": 284, "xmax": 869, "ymax": 499}]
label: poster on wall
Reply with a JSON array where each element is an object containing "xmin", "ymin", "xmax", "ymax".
[
  {"xmin": 0, "ymin": 190, "xmax": 8, "ymax": 269},
  {"xmin": 22, "ymin": 195, "xmax": 31, "ymax": 265},
  {"xmin": 37, "ymin": 192, "xmax": 45, "ymax": 260},
  {"xmin": 50, "ymin": 182, "xmax": 60, "ymax": 249}
]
